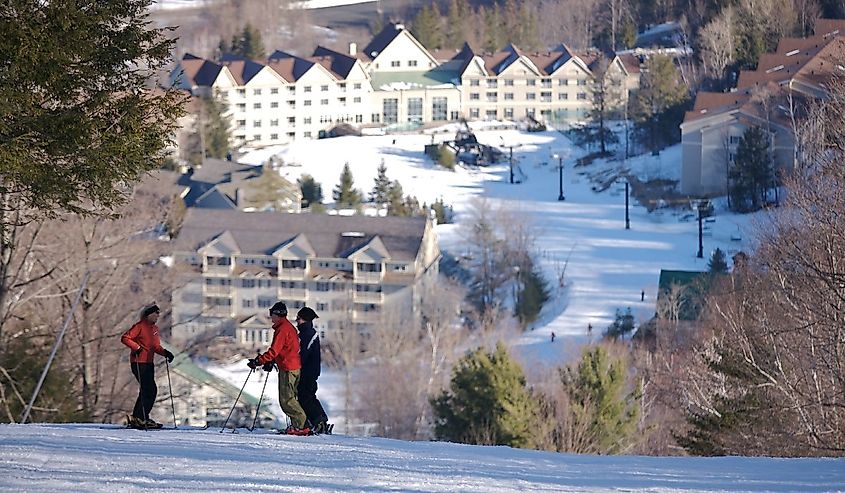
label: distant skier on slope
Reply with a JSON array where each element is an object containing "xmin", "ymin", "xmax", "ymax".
[
  {"xmin": 120, "ymin": 304, "xmax": 174, "ymax": 429},
  {"xmin": 295, "ymin": 307, "xmax": 331, "ymax": 434},
  {"xmin": 248, "ymin": 302, "xmax": 311, "ymax": 435}
]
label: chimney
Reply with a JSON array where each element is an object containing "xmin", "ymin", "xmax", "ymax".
[
  {"xmin": 395, "ymin": 23, "xmax": 404, "ymax": 30},
  {"xmin": 349, "ymin": 42, "xmax": 357, "ymax": 56}
]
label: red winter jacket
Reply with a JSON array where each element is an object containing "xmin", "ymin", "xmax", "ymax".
[
  {"xmin": 256, "ymin": 318, "xmax": 301, "ymax": 372},
  {"xmin": 121, "ymin": 319, "xmax": 167, "ymax": 364}
]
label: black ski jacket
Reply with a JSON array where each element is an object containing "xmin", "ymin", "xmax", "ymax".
[{"xmin": 297, "ymin": 321, "xmax": 321, "ymax": 381}]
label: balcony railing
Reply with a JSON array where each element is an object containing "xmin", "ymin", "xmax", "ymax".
[
  {"xmin": 203, "ymin": 285, "xmax": 232, "ymax": 295},
  {"xmin": 353, "ymin": 291, "xmax": 383, "ymax": 303},
  {"xmin": 354, "ymin": 271, "xmax": 382, "ymax": 283},
  {"xmin": 277, "ymin": 269, "xmax": 306, "ymax": 280}
]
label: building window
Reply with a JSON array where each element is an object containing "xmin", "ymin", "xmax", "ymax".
[
  {"xmin": 304, "ymin": 100, "xmax": 311, "ymax": 106},
  {"xmin": 316, "ymin": 282, "xmax": 330, "ymax": 292},
  {"xmin": 408, "ymin": 97, "xmax": 423, "ymax": 122},
  {"xmin": 504, "ymin": 79, "xmax": 514, "ymax": 86},
  {"xmin": 356, "ymin": 114, "xmax": 363, "ymax": 123},
  {"xmin": 577, "ymin": 92, "xmax": 587, "ymax": 100},
  {"xmin": 320, "ymin": 99, "xmax": 329, "ymax": 105},
  {"xmin": 432, "ymin": 97, "xmax": 448, "ymax": 121},
  {"xmin": 527, "ymin": 79, "xmax": 536, "ymax": 86},
  {"xmin": 236, "ymin": 89, "xmax": 246, "ymax": 96},
  {"xmin": 486, "ymin": 92, "xmax": 497, "ymax": 102},
  {"xmin": 470, "ymin": 93, "xmax": 480, "ymax": 100},
  {"xmin": 253, "ymin": 120, "xmax": 261, "ymax": 127},
  {"xmin": 339, "ymin": 97, "xmax": 346, "ymax": 105},
  {"xmin": 270, "ymin": 88, "xmax": 279, "ymax": 94},
  {"xmin": 450, "ymin": 111, "xmax": 460, "ymax": 120},
  {"xmin": 354, "ymin": 83, "xmax": 362, "ymax": 90},
  {"xmin": 470, "ymin": 79, "xmax": 480, "ymax": 86},
  {"xmin": 541, "ymin": 78, "xmax": 552, "ymax": 88},
  {"xmin": 242, "ymin": 279, "xmax": 256, "ymax": 288},
  {"xmin": 486, "ymin": 79, "xmax": 498, "ymax": 88},
  {"xmin": 527, "ymin": 93, "xmax": 536, "ymax": 100},
  {"xmin": 270, "ymin": 133, "xmax": 278, "ymax": 140},
  {"xmin": 578, "ymin": 79, "xmax": 587, "ymax": 86},
  {"xmin": 282, "ymin": 259, "xmax": 306, "ymax": 269},
  {"xmin": 237, "ymin": 120, "xmax": 246, "ymax": 129},
  {"xmin": 304, "ymin": 131, "xmax": 312, "ymax": 137},
  {"xmin": 303, "ymin": 117, "xmax": 311, "ymax": 124},
  {"xmin": 253, "ymin": 89, "xmax": 262, "ymax": 95},
  {"xmin": 470, "ymin": 108, "xmax": 479, "ymax": 118},
  {"xmin": 253, "ymin": 134, "xmax": 261, "ymax": 141},
  {"xmin": 504, "ymin": 108, "xmax": 514, "ymax": 118},
  {"xmin": 353, "ymin": 96, "xmax": 361, "ymax": 103},
  {"xmin": 303, "ymin": 86, "xmax": 312, "ymax": 92},
  {"xmin": 253, "ymin": 103, "xmax": 261, "ymax": 109},
  {"xmin": 270, "ymin": 119, "xmax": 279, "ymax": 126},
  {"xmin": 356, "ymin": 262, "xmax": 382, "ymax": 272},
  {"xmin": 558, "ymin": 93, "xmax": 568, "ymax": 100},
  {"xmin": 408, "ymin": 60, "xmax": 418, "ymax": 67},
  {"xmin": 321, "ymin": 85, "xmax": 329, "ymax": 92},
  {"xmin": 540, "ymin": 91, "xmax": 552, "ymax": 102},
  {"xmin": 558, "ymin": 79, "xmax": 566, "ymax": 86},
  {"xmin": 270, "ymin": 102, "xmax": 279, "ymax": 108},
  {"xmin": 390, "ymin": 60, "xmax": 400, "ymax": 67},
  {"xmin": 504, "ymin": 93, "xmax": 514, "ymax": 100},
  {"xmin": 372, "ymin": 113, "xmax": 380, "ymax": 123},
  {"xmin": 383, "ymin": 98, "xmax": 398, "ymax": 124},
  {"xmin": 287, "ymin": 117, "xmax": 295, "ymax": 124},
  {"xmin": 236, "ymin": 103, "xmax": 246, "ymax": 111},
  {"xmin": 485, "ymin": 109, "xmax": 497, "ymax": 120},
  {"xmin": 258, "ymin": 298, "xmax": 274, "ymax": 308}
]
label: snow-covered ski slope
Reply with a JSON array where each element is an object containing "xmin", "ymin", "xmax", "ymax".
[
  {"xmin": 240, "ymin": 123, "xmax": 759, "ymax": 367},
  {"xmin": 2, "ymin": 423, "xmax": 843, "ymax": 492}
]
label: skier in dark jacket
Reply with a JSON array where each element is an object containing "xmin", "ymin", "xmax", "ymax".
[
  {"xmin": 120, "ymin": 304, "xmax": 174, "ymax": 429},
  {"xmin": 295, "ymin": 306, "xmax": 330, "ymax": 434}
]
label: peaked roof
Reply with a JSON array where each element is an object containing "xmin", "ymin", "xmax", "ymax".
[
  {"xmin": 363, "ymin": 23, "xmax": 405, "ymax": 60},
  {"xmin": 176, "ymin": 208, "xmax": 429, "ymax": 262},
  {"xmin": 312, "ymin": 46, "xmax": 359, "ymax": 79}
]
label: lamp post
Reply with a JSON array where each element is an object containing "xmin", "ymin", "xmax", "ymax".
[
  {"xmin": 624, "ymin": 180, "xmax": 630, "ymax": 230},
  {"xmin": 552, "ymin": 153, "xmax": 565, "ymax": 200},
  {"xmin": 500, "ymin": 136, "xmax": 519, "ymax": 184}
]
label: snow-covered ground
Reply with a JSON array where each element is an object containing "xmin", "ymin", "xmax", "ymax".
[
  {"xmin": 149, "ymin": 0, "xmax": 375, "ymax": 10},
  {"xmin": 240, "ymin": 123, "xmax": 755, "ymax": 367},
  {"xmin": 2, "ymin": 423, "xmax": 843, "ymax": 492}
]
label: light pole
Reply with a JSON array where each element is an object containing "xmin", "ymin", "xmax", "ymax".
[
  {"xmin": 625, "ymin": 180, "xmax": 630, "ymax": 230},
  {"xmin": 500, "ymin": 137, "xmax": 520, "ymax": 184},
  {"xmin": 552, "ymin": 153, "xmax": 565, "ymax": 200}
]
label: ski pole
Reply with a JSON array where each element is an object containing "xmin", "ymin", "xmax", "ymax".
[
  {"xmin": 165, "ymin": 358, "xmax": 177, "ymax": 429},
  {"xmin": 220, "ymin": 368, "xmax": 253, "ymax": 433},
  {"xmin": 249, "ymin": 369, "xmax": 271, "ymax": 432}
]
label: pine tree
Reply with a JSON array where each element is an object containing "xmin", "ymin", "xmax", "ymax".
[
  {"xmin": 729, "ymin": 126, "xmax": 771, "ymax": 212},
  {"xmin": 298, "ymin": 174, "xmax": 323, "ymax": 209},
  {"xmin": 445, "ymin": 0, "xmax": 465, "ymax": 49},
  {"xmin": 386, "ymin": 180, "xmax": 406, "ymax": 216},
  {"xmin": 518, "ymin": 2, "xmax": 540, "ymax": 51},
  {"xmin": 231, "ymin": 24, "xmax": 266, "ymax": 60},
  {"xmin": 201, "ymin": 95, "xmax": 232, "ymax": 159},
  {"xmin": 370, "ymin": 160, "xmax": 391, "ymax": 205},
  {"xmin": 243, "ymin": 164, "xmax": 298, "ymax": 212},
  {"xmin": 708, "ymin": 248, "xmax": 729, "ymax": 274},
  {"xmin": 560, "ymin": 346, "xmax": 641, "ymax": 454},
  {"xmin": 431, "ymin": 198, "xmax": 453, "ymax": 224},
  {"xmin": 411, "ymin": 4, "xmax": 443, "ymax": 50},
  {"xmin": 432, "ymin": 343, "xmax": 538, "ymax": 448},
  {"xmin": 332, "ymin": 162, "xmax": 362, "ymax": 208},
  {"xmin": 604, "ymin": 308, "xmax": 635, "ymax": 339},
  {"xmin": 630, "ymin": 55, "xmax": 690, "ymax": 153},
  {"xmin": 584, "ymin": 55, "xmax": 621, "ymax": 154},
  {"xmin": 482, "ymin": 6, "xmax": 504, "ymax": 53},
  {"xmin": 515, "ymin": 263, "xmax": 550, "ymax": 328}
]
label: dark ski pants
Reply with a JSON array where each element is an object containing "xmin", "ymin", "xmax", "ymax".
[
  {"xmin": 130, "ymin": 362, "xmax": 157, "ymax": 421},
  {"xmin": 297, "ymin": 377, "xmax": 328, "ymax": 427}
]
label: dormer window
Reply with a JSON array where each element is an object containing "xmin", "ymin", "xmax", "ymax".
[
  {"xmin": 356, "ymin": 262, "xmax": 382, "ymax": 272},
  {"xmin": 206, "ymin": 256, "xmax": 230, "ymax": 266},
  {"xmin": 282, "ymin": 259, "xmax": 306, "ymax": 269}
]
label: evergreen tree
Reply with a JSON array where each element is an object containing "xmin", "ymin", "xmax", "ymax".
[
  {"xmin": 559, "ymin": 346, "xmax": 641, "ymax": 454},
  {"xmin": 243, "ymin": 164, "xmax": 298, "ymax": 212},
  {"xmin": 431, "ymin": 198, "xmax": 453, "ymax": 224},
  {"xmin": 604, "ymin": 308, "xmax": 635, "ymax": 339},
  {"xmin": 298, "ymin": 174, "xmax": 323, "ymax": 209},
  {"xmin": 432, "ymin": 343, "xmax": 538, "ymax": 448},
  {"xmin": 411, "ymin": 4, "xmax": 443, "ymax": 50},
  {"xmin": 518, "ymin": 2, "xmax": 540, "ymax": 51},
  {"xmin": 386, "ymin": 180, "xmax": 406, "ymax": 216},
  {"xmin": 332, "ymin": 162, "xmax": 363, "ymax": 208},
  {"xmin": 445, "ymin": 0, "xmax": 466, "ymax": 49},
  {"xmin": 231, "ymin": 24, "xmax": 266, "ymax": 60},
  {"xmin": 630, "ymin": 55, "xmax": 690, "ymax": 153},
  {"xmin": 729, "ymin": 126, "xmax": 771, "ymax": 212},
  {"xmin": 515, "ymin": 263, "xmax": 550, "ymax": 328},
  {"xmin": 0, "ymin": 0, "xmax": 183, "ymax": 218},
  {"xmin": 482, "ymin": 6, "xmax": 505, "ymax": 53},
  {"xmin": 201, "ymin": 95, "xmax": 232, "ymax": 159},
  {"xmin": 370, "ymin": 160, "xmax": 391, "ymax": 205},
  {"xmin": 584, "ymin": 55, "xmax": 621, "ymax": 154},
  {"xmin": 708, "ymin": 247, "xmax": 729, "ymax": 274},
  {"xmin": 503, "ymin": 0, "xmax": 520, "ymax": 45}
]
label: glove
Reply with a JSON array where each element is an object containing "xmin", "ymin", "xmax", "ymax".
[
  {"xmin": 132, "ymin": 348, "xmax": 142, "ymax": 357},
  {"xmin": 163, "ymin": 350, "xmax": 174, "ymax": 363},
  {"xmin": 262, "ymin": 362, "xmax": 275, "ymax": 372},
  {"xmin": 247, "ymin": 358, "xmax": 259, "ymax": 370}
]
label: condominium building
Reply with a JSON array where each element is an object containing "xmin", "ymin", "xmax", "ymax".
[
  {"xmin": 171, "ymin": 24, "xmax": 638, "ymax": 147},
  {"xmin": 680, "ymin": 19, "xmax": 845, "ymax": 196},
  {"xmin": 171, "ymin": 208, "xmax": 440, "ymax": 348}
]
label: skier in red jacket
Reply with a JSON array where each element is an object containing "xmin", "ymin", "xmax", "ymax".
[
  {"xmin": 121, "ymin": 304, "xmax": 173, "ymax": 429},
  {"xmin": 248, "ymin": 301, "xmax": 310, "ymax": 435}
]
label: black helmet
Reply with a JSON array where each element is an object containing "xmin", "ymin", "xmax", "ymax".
[
  {"xmin": 269, "ymin": 301, "xmax": 288, "ymax": 317},
  {"xmin": 297, "ymin": 306, "xmax": 319, "ymax": 322}
]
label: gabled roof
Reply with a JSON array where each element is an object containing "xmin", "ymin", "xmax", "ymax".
[
  {"xmin": 201, "ymin": 230, "xmax": 241, "ymax": 255},
  {"xmin": 178, "ymin": 55, "xmax": 226, "ymax": 87},
  {"xmin": 312, "ymin": 46, "xmax": 360, "ymax": 79},
  {"xmin": 363, "ymin": 23, "xmax": 405, "ymax": 60},
  {"xmin": 176, "ymin": 208, "xmax": 429, "ymax": 262},
  {"xmin": 220, "ymin": 58, "xmax": 266, "ymax": 85}
]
